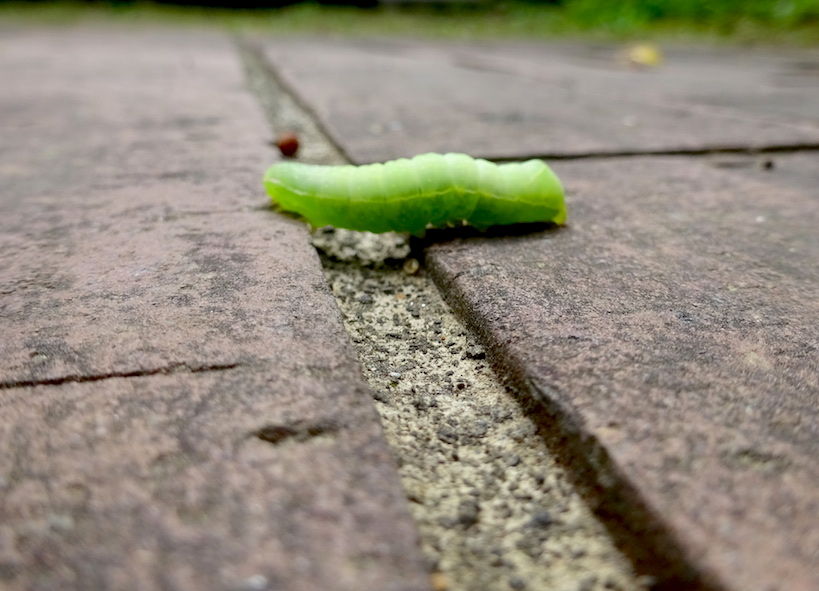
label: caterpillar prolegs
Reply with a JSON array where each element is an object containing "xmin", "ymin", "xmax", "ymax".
[{"xmin": 263, "ymin": 152, "xmax": 566, "ymax": 234}]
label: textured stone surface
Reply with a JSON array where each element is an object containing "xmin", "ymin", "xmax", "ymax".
[
  {"xmin": 0, "ymin": 29, "xmax": 429, "ymax": 591},
  {"xmin": 425, "ymin": 154, "xmax": 819, "ymax": 591},
  {"xmin": 0, "ymin": 371, "xmax": 424, "ymax": 591},
  {"xmin": 261, "ymin": 38, "xmax": 819, "ymax": 162}
]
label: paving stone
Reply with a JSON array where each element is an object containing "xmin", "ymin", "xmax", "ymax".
[
  {"xmin": 0, "ymin": 371, "xmax": 423, "ymax": 591},
  {"xmin": 0, "ymin": 29, "xmax": 429, "ymax": 591},
  {"xmin": 425, "ymin": 154, "xmax": 819, "ymax": 591},
  {"xmin": 261, "ymin": 38, "xmax": 819, "ymax": 162}
]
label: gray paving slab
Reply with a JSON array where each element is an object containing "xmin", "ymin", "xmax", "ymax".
[
  {"xmin": 0, "ymin": 371, "xmax": 422, "ymax": 591},
  {"xmin": 425, "ymin": 154, "xmax": 819, "ymax": 591},
  {"xmin": 0, "ymin": 29, "xmax": 429, "ymax": 591},
  {"xmin": 261, "ymin": 38, "xmax": 819, "ymax": 163}
]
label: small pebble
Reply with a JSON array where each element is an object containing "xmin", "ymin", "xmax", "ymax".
[{"xmin": 403, "ymin": 258, "xmax": 420, "ymax": 275}]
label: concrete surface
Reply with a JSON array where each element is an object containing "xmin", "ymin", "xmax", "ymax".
[
  {"xmin": 261, "ymin": 38, "xmax": 819, "ymax": 163},
  {"xmin": 0, "ymin": 29, "xmax": 429, "ymax": 591},
  {"xmin": 424, "ymin": 154, "xmax": 819, "ymax": 591}
]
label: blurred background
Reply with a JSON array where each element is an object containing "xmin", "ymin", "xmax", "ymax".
[{"xmin": 2, "ymin": 0, "xmax": 818, "ymax": 45}]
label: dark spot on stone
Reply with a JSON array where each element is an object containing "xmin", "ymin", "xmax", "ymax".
[
  {"xmin": 437, "ymin": 427, "xmax": 459, "ymax": 445},
  {"xmin": 464, "ymin": 345, "xmax": 486, "ymax": 359},
  {"xmin": 412, "ymin": 397, "xmax": 432, "ymax": 411},
  {"xmin": 255, "ymin": 420, "xmax": 337, "ymax": 445},
  {"xmin": 457, "ymin": 499, "xmax": 480, "ymax": 527},
  {"xmin": 676, "ymin": 310, "xmax": 695, "ymax": 323},
  {"xmin": 527, "ymin": 511, "xmax": 554, "ymax": 529},
  {"xmin": 508, "ymin": 576, "xmax": 527, "ymax": 590},
  {"xmin": 255, "ymin": 425, "xmax": 298, "ymax": 444},
  {"xmin": 372, "ymin": 390, "xmax": 390, "ymax": 404}
]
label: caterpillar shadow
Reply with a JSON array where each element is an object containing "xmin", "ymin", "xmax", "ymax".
[
  {"xmin": 412, "ymin": 221, "xmax": 564, "ymax": 257},
  {"xmin": 422, "ymin": 220, "xmax": 562, "ymax": 242}
]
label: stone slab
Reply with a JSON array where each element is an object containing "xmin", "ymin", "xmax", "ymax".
[
  {"xmin": 425, "ymin": 154, "xmax": 819, "ymax": 591},
  {"xmin": 0, "ymin": 370, "xmax": 423, "ymax": 591},
  {"xmin": 261, "ymin": 38, "xmax": 819, "ymax": 163},
  {"xmin": 0, "ymin": 29, "xmax": 429, "ymax": 591}
]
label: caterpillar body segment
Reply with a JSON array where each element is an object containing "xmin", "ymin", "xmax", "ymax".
[{"xmin": 263, "ymin": 152, "xmax": 566, "ymax": 234}]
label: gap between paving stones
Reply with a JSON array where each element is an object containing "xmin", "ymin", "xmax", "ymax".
[
  {"xmin": 241, "ymin": 39, "xmax": 654, "ymax": 591},
  {"xmin": 488, "ymin": 144, "xmax": 819, "ymax": 162},
  {"xmin": 314, "ymin": 231, "xmax": 649, "ymax": 591}
]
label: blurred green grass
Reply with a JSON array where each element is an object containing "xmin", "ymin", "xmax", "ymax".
[{"xmin": 1, "ymin": 1, "xmax": 818, "ymax": 45}]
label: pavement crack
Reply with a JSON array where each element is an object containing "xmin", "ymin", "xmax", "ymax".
[
  {"xmin": 254, "ymin": 419, "xmax": 340, "ymax": 446},
  {"xmin": 0, "ymin": 362, "xmax": 243, "ymax": 390},
  {"xmin": 489, "ymin": 142, "xmax": 819, "ymax": 162}
]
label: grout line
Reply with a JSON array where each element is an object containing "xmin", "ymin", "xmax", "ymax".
[
  {"xmin": 0, "ymin": 362, "xmax": 243, "ymax": 391},
  {"xmin": 236, "ymin": 36, "xmax": 354, "ymax": 165},
  {"xmin": 486, "ymin": 143, "xmax": 819, "ymax": 162}
]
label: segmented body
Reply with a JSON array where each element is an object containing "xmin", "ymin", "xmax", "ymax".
[{"xmin": 263, "ymin": 152, "xmax": 566, "ymax": 234}]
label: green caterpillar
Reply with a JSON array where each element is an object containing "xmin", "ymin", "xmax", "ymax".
[{"xmin": 263, "ymin": 152, "xmax": 566, "ymax": 234}]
